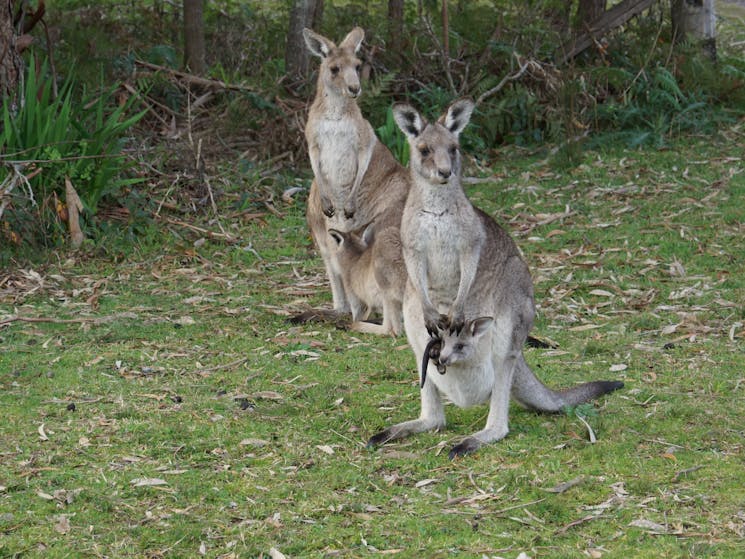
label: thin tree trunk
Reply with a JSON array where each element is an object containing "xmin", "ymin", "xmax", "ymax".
[
  {"xmin": 311, "ymin": 0, "xmax": 324, "ymax": 30},
  {"xmin": 388, "ymin": 0, "xmax": 404, "ymax": 53},
  {"xmin": 183, "ymin": 0, "xmax": 206, "ymax": 75},
  {"xmin": 441, "ymin": 0, "xmax": 449, "ymax": 56},
  {"xmin": 0, "ymin": 0, "xmax": 23, "ymax": 111},
  {"xmin": 672, "ymin": 0, "xmax": 716, "ymax": 59},
  {"xmin": 286, "ymin": 0, "xmax": 318, "ymax": 79}
]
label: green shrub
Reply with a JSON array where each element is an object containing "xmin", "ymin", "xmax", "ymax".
[
  {"xmin": 1, "ymin": 59, "xmax": 145, "ymax": 247},
  {"xmin": 375, "ymin": 106, "xmax": 409, "ymax": 166}
]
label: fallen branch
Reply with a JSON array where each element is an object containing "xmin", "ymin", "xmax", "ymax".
[
  {"xmin": 157, "ymin": 215, "xmax": 238, "ymax": 244},
  {"xmin": 193, "ymin": 357, "xmax": 249, "ymax": 376},
  {"xmin": 134, "ymin": 59, "xmax": 255, "ymax": 93},
  {"xmin": 0, "ymin": 314, "xmax": 123, "ymax": 327},
  {"xmin": 556, "ymin": 0, "xmax": 655, "ymax": 64},
  {"xmin": 121, "ymin": 82, "xmax": 172, "ymax": 127}
]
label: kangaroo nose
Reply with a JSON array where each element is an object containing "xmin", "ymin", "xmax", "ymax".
[
  {"xmin": 438, "ymin": 168, "xmax": 451, "ymax": 180},
  {"xmin": 348, "ymin": 85, "xmax": 360, "ymax": 97}
]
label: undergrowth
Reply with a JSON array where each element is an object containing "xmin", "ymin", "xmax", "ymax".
[
  {"xmin": 0, "ymin": 59, "xmax": 145, "ymax": 249},
  {"xmin": 2, "ymin": 0, "xmax": 744, "ymax": 251}
]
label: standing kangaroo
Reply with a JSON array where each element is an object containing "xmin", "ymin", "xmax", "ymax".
[
  {"xmin": 367, "ymin": 99, "xmax": 623, "ymax": 459},
  {"xmin": 327, "ymin": 224, "xmax": 406, "ymax": 336},
  {"xmin": 302, "ymin": 27, "xmax": 409, "ymax": 315}
]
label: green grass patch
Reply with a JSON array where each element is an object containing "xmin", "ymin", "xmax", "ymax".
[{"xmin": 2, "ymin": 138, "xmax": 744, "ymax": 558}]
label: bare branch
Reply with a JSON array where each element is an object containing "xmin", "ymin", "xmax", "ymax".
[
  {"xmin": 421, "ymin": 15, "xmax": 458, "ymax": 96},
  {"xmin": 134, "ymin": 59, "xmax": 254, "ymax": 93},
  {"xmin": 475, "ymin": 54, "xmax": 531, "ymax": 107}
]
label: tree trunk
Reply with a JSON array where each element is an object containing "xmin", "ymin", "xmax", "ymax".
[
  {"xmin": 672, "ymin": 0, "xmax": 716, "ymax": 59},
  {"xmin": 286, "ymin": 0, "xmax": 318, "ymax": 79},
  {"xmin": 183, "ymin": 0, "xmax": 206, "ymax": 75},
  {"xmin": 441, "ymin": 0, "xmax": 449, "ymax": 56},
  {"xmin": 311, "ymin": 0, "xmax": 324, "ymax": 30},
  {"xmin": 0, "ymin": 0, "xmax": 23, "ymax": 111},
  {"xmin": 387, "ymin": 0, "xmax": 404, "ymax": 53}
]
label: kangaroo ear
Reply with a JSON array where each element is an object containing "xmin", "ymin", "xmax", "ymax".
[
  {"xmin": 392, "ymin": 103, "xmax": 424, "ymax": 139},
  {"xmin": 328, "ymin": 229, "xmax": 344, "ymax": 246},
  {"xmin": 470, "ymin": 317, "xmax": 493, "ymax": 338},
  {"xmin": 360, "ymin": 223, "xmax": 375, "ymax": 247},
  {"xmin": 339, "ymin": 27, "xmax": 365, "ymax": 53},
  {"xmin": 440, "ymin": 98, "xmax": 475, "ymax": 137},
  {"xmin": 303, "ymin": 28, "xmax": 335, "ymax": 58}
]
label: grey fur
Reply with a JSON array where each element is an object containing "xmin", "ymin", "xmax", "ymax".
[{"xmin": 368, "ymin": 100, "xmax": 623, "ymax": 459}]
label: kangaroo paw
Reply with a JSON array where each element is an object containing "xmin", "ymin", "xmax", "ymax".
[
  {"xmin": 448, "ymin": 437, "xmax": 483, "ymax": 460},
  {"xmin": 367, "ymin": 428, "xmax": 397, "ymax": 449}
]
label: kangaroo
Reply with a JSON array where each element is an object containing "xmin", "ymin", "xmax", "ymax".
[
  {"xmin": 367, "ymin": 99, "xmax": 623, "ymax": 459},
  {"xmin": 302, "ymin": 27, "xmax": 410, "ymax": 315},
  {"xmin": 327, "ymin": 223, "xmax": 406, "ymax": 336}
]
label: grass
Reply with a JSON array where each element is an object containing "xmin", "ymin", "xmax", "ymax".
[{"xmin": 1, "ymin": 133, "xmax": 744, "ymax": 558}]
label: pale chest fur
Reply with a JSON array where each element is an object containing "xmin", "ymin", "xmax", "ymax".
[
  {"xmin": 312, "ymin": 117, "xmax": 362, "ymax": 196},
  {"xmin": 402, "ymin": 200, "xmax": 482, "ymax": 311}
]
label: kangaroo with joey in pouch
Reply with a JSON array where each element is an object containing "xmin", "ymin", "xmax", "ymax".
[
  {"xmin": 327, "ymin": 223, "xmax": 406, "ymax": 336},
  {"xmin": 367, "ymin": 99, "xmax": 623, "ymax": 459},
  {"xmin": 302, "ymin": 27, "xmax": 410, "ymax": 317}
]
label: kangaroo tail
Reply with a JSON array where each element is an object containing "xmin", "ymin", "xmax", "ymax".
[{"xmin": 511, "ymin": 354, "xmax": 623, "ymax": 413}]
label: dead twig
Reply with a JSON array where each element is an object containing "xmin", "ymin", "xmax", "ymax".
[
  {"xmin": 0, "ymin": 314, "xmax": 123, "ymax": 327},
  {"xmin": 556, "ymin": 514, "xmax": 603, "ymax": 534},
  {"xmin": 134, "ymin": 59, "xmax": 254, "ymax": 93},
  {"xmin": 157, "ymin": 215, "xmax": 238, "ymax": 244},
  {"xmin": 121, "ymin": 82, "xmax": 172, "ymax": 128},
  {"xmin": 672, "ymin": 465, "xmax": 704, "ymax": 483},
  {"xmin": 193, "ymin": 357, "xmax": 249, "ymax": 376},
  {"xmin": 0, "ymin": 163, "xmax": 37, "ymax": 220},
  {"xmin": 421, "ymin": 15, "xmax": 458, "ymax": 96},
  {"xmin": 475, "ymin": 54, "xmax": 531, "ymax": 107}
]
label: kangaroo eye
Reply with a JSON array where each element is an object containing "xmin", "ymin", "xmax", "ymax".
[
  {"xmin": 419, "ymin": 146, "xmax": 431, "ymax": 157},
  {"xmin": 449, "ymin": 145, "xmax": 458, "ymax": 156},
  {"xmin": 330, "ymin": 66, "xmax": 340, "ymax": 76},
  {"xmin": 355, "ymin": 64, "xmax": 362, "ymax": 74},
  {"xmin": 454, "ymin": 343, "xmax": 464, "ymax": 351}
]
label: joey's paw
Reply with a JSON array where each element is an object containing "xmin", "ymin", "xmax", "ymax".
[
  {"xmin": 448, "ymin": 437, "xmax": 482, "ymax": 460},
  {"xmin": 426, "ymin": 314, "xmax": 450, "ymax": 337},
  {"xmin": 367, "ymin": 428, "xmax": 395, "ymax": 449}
]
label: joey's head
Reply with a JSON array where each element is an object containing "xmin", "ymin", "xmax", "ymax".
[
  {"xmin": 393, "ymin": 98, "xmax": 475, "ymax": 185},
  {"xmin": 303, "ymin": 27, "xmax": 365, "ymax": 100},
  {"xmin": 436, "ymin": 317, "xmax": 493, "ymax": 367},
  {"xmin": 328, "ymin": 223, "xmax": 374, "ymax": 261}
]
